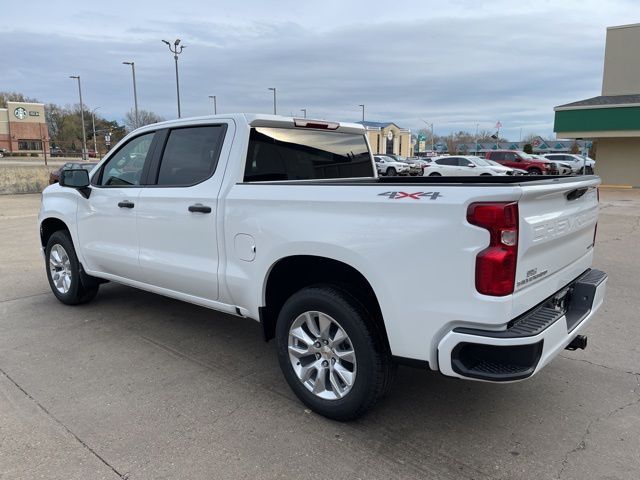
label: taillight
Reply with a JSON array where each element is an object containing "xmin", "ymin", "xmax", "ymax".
[
  {"xmin": 467, "ymin": 202, "xmax": 519, "ymax": 296},
  {"xmin": 293, "ymin": 118, "xmax": 339, "ymax": 130}
]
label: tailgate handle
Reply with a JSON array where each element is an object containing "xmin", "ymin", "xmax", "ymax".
[{"xmin": 566, "ymin": 187, "xmax": 588, "ymax": 201}]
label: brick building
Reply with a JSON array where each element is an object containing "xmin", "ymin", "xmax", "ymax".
[{"xmin": 0, "ymin": 102, "xmax": 50, "ymax": 154}]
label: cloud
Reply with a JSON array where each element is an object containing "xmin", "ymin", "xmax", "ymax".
[{"xmin": 2, "ymin": 0, "xmax": 637, "ymax": 139}]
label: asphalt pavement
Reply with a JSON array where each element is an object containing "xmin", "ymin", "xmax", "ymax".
[{"xmin": 0, "ymin": 190, "xmax": 638, "ymax": 480}]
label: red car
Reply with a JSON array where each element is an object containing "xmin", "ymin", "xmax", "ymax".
[{"xmin": 485, "ymin": 150, "xmax": 552, "ymax": 175}]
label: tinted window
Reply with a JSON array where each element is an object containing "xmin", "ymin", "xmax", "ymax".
[
  {"xmin": 488, "ymin": 152, "xmax": 503, "ymax": 161},
  {"xmin": 436, "ymin": 158, "xmax": 456, "ymax": 166},
  {"xmin": 504, "ymin": 152, "xmax": 516, "ymax": 161},
  {"xmin": 156, "ymin": 126, "xmax": 226, "ymax": 186},
  {"xmin": 244, "ymin": 127, "xmax": 373, "ymax": 182},
  {"xmin": 97, "ymin": 132, "xmax": 155, "ymax": 186},
  {"xmin": 457, "ymin": 158, "xmax": 472, "ymax": 166}
]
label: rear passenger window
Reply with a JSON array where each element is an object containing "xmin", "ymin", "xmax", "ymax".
[
  {"xmin": 244, "ymin": 127, "xmax": 373, "ymax": 182},
  {"xmin": 157, "ymin": 125, "xmax": 226, "ymax": 186}
]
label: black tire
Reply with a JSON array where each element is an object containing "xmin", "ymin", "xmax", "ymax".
[
  {"xmin": 528, "ymin": 168, "xmax": 542, "ymax": 175},
  {"xmin": 45, "ymin": 230, "xmax": 99, "ymax": 305},
  {"xmin": 480, "ymin": 173, "xmax": 492, "ymax": 176},
  {"xmin": 585, "ymin": 166, "xmax": 594, "ymax": 174},
  {"xmin": 386, "ymin": 167, "xmax": 397, "ymax": 176},
  {"xmin": 429, "ymin": 172, "xmax": 441, "ymax": 177},
  {"xmin": 276, "ymin": 285, "xmax": 393, "ymax": 421}
]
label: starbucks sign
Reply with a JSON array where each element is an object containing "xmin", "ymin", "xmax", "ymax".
[{"xmin": 14, "ymin": 107, "xmax": 28, "ymax": 120}]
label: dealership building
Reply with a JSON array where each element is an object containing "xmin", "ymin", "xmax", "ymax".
[
  {"xmin": 358, "ymin": 121, "xmax": 412, "ymax": 157},
  {"xmin": 554, "ymin": 23, "xmax": 640, "ymax": 187},
  {"xmin": 0, "ymin": 101, "xmax": 50, "ymax": 154}
]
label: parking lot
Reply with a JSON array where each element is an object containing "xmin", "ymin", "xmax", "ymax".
[{"xmin": 0, "ymin": 189, "xmax": 638, "ymax": 480}]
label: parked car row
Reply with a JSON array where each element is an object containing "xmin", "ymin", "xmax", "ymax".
[{"xmin": 424, "ymin": 155, "xmax": 526, "ymax": 176}]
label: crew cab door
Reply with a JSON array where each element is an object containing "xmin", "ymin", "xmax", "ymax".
[
  {"xmin": 135, "ymin": 122, "xmax": 231, "ymax": 301},
  {"xmin": 77, "ymin": 131, "xmax": 157, "ymax": 280}
]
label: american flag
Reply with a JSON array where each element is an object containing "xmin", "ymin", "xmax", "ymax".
[{"xmin": 495, "ymin": 121, "xmax": 502, "ymax": 129}]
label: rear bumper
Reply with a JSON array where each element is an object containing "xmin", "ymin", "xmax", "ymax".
[{"xmin": 437, "ymin": 269, "xmax": 607, "ymax": 382}]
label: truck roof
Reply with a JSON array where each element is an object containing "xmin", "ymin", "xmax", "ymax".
[{"xmin": 133, "ymin": 113, "xmax": 366, "ymax": 136}]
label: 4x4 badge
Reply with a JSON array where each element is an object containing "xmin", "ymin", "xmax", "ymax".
[{"xmin": 378, "ymin": 191, "xmax": 442, "ymax": 200}]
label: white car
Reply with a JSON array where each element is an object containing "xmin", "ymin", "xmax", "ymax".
[
  {"xmin": 423, "ymin": 155, "xmax": 507, "ymax": 176},
  {"xmin": 543, "ymin": 154, "xmax": 596, "ymax": 174},
  {"xmin": 374, "ymin": 155, "xmax": 409, "ymax": 176},
  {"xmin": 39, "ymin": 114, "xmax": 606, "ymax": 421}
]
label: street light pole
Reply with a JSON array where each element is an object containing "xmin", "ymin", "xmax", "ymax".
[
  {"xmin": 208, "ymin": 95, "xmax": 217, "ymax": 114},
  {"xmin": 300, "ymin": 108, "xmax": 306, "ymax": 118},
  {"xmin": 91, "ymin": 107, "xmax": 100, "ymax": 159},
  {"xmin": 268, "ymin": 88, "xmax": 277, "ymax": 114},
  {"xmin": 162, "ymin": 39, "xmax": 186, "ymax": 118},
  {"xmin": 475, "ymin": 123, "xmax": 479, "ymax": 154},
  {"xmin": 358, "ymin": 104, "xmax": 365, "ymax": 122},
  {"xmin": 122, "ymin": 61, "xmax": 139, "ymax": 128},
  {"xmin": 69, "ymin": 75, "xmax": 87, "ymax": 160}
]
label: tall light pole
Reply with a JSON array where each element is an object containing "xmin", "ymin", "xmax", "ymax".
[
  {"xmin": 122, "ymin": 61, "xmax": 139, "ymax": 128},
  {"xmin": 268, "ymin": 87, "xmax": 277, "ymax": 114},
  {"xmin": 91, "ymin": 107, "xmax": 100, "ymax": 159},
  {"xmin": 69, "ymin": 75, "xmax": 87, "ymax": 160},
  {"xmin": 358, "ymin": 104, "xmax": 365, "ymax": 122},
  {"xmin": 162, "ymin": 39, "xmax": 186, "ymax": 118},
  {"xmin": 422, "ymin": 119, "xmax": 434, "ymax": 152},
  {"xmin": 208, "ymin": 95, "xmax": 217, "ymax": 114},
  {"xmin": 300, "ymin": 108, "xmax": 307, "ymax": 118}
]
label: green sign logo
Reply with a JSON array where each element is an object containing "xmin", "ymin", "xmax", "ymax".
[{"xmin": 14, "ymin": 107, "xmax": 28, "ymax": 120}]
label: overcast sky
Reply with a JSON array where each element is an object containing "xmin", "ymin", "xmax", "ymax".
[{"xmin": 2, "ymin": 0, "xmax": 638, "ymax": 139}]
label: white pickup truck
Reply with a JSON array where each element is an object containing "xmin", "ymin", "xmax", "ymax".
[{"xmin": 39, "ymin": 114, "xmax": 607, "ymax": 420}]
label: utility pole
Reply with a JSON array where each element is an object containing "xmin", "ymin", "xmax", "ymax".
[
  {"xmin": 69, "ymin": 75, "xmax": 87, "ymax": 160},
  {"xmin": 358, "ymin": 104, "xmax": 365, "ymax": 122},
  {"xmin": 208, "ymin": 95, "xmax": 217, "ymax": 114},
  {"xmin": 300, "ymin": 108, "xmax": 306, "ymax": 118},
  {"xmin": 91, "ymin": 107, "xmax": 100, "ymax": 158},
  {"xmin": 162, "ymin": 39, "xmax": 186, "ymax": 118},
  {"xmin": 122, "ymin": 61, "xmax": 139, "ymax": 128},
  {"xmin": 268, "ymin": 88, "xmax": 277, "ymax": 114}
]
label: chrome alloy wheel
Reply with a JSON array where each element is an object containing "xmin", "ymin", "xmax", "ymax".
[
  {"xmin": 49, "ymin": 244, "xmax": 72, "ymax": 294},
  {"xmin": 288, "ymin": 311, "xmax": 357, "ymax": 400}
]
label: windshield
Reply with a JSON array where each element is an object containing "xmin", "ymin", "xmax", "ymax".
[{"xmin": 471, "ymin": 157, "xmax": 491, "ymax": 166}]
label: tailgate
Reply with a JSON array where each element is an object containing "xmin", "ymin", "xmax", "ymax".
[{"xmin": 515, "ymin": 177, "xmax": 599, "ymax": 298}]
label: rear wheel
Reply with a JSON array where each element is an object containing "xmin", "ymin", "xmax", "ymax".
[
  {"xmin": 276, "ymin": 285, "xmax": 393, "ymax": 421},
  {"xmin": 480, "ymin": 173, "xmax": 492, "ymax": 176},
  {"xmin": 386, "ymin": 167, "xmax": 397, "ymax": 176},
  {"xmin": 45, "ymin": 231, "xmax": 99, "ymax": 305},
  {"xmin": 429, "ymin": 172, "xmax": 441, "ymax": 177},
  {"xmin": 585, "ymin": 166, "xmax": 594, "ymax": 174},
  {"xmin": 528, "ymin": 168, "xmax": 542, "ymax": 175}
]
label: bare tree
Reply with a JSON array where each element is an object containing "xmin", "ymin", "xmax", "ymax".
[
  {"xmin": 0, "ymin": 91, "xmax": 39, "ymax": 108},
  {"xmin": 124, "ymin": 109, "xmax": 165, "ymax": 131}
]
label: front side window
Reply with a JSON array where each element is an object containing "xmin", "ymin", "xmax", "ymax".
[
  {"xmin": 97, "ymin": 132, "xmax": 155, "ymax": 186},
  {"xmin": 244, "ymin": 127, "xmax": 373, "ymax": 182}
]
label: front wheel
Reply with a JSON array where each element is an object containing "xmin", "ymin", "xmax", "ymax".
[
  {"xmin": 480, "ymin": 173, "xmax": 492, "ymax": 176},
  {"xmin": 429, "ymin": 172, "xmax": 442, "ymax": 177},
  {"xmin": 45, "ymin": 230, "xmax": 99, "ymax": 305},
  {"xmin": 276, "ymin": 286, "xmax": 394, "ymax": 421},
  {"xmin": 386, "ymin": 167, "xmax": 397, "ymax": 176},
  {"xmin": 528, "ymin": 168, "xmax": 542, "ymax": 175}
]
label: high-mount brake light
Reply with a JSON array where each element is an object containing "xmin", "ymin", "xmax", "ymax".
[
  {"xmin": 293, "ymin": 118, "xmax": 339, "ymax": 130},
  {"xmin": 467, "ymin": 202, "xmax": 519, "ymax": 296}
]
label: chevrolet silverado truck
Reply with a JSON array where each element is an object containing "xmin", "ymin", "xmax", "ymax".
[{"xmin": 39, "ymin": 114, "xmax": 607, "ymax": 420}]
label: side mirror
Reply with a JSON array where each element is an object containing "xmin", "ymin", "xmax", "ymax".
[
  {"xmin": 468, "ymin": 164, "xmax": 476, "ymax": 168},
  {"xmin": 60, "ymin": 169, "xmax": 91, "ymax": 198}
]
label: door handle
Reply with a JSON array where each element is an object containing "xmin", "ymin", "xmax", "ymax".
[
  {"xmin": 188, "ymin": 203, "xmax": 212, "ymax": 214},
  {"xmin": 118, "ymin": 201, "xmax": 135, "ymax": 209}
]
